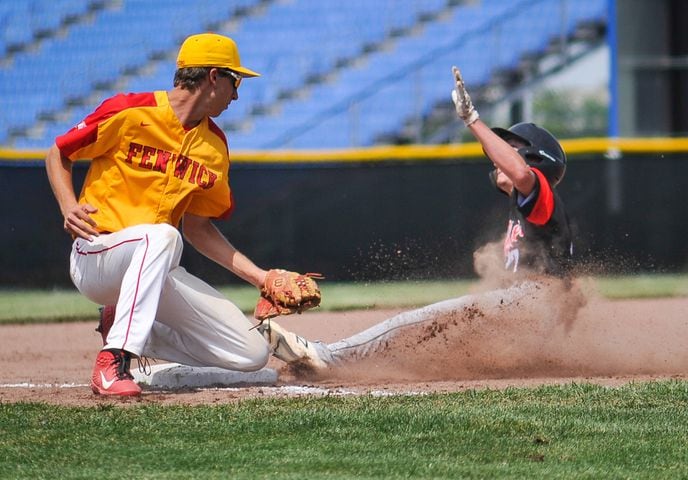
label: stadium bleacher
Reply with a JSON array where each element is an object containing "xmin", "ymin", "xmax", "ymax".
[{"xmin": 0, "ymin": 0, "xmax": 607, "ymax": 150}]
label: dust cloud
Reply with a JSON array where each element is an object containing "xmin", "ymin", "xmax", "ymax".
[{"xmin": 305, "ymin": 241, "xmax": 688, "ymax": 383}]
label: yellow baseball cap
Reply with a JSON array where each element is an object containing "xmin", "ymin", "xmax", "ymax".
[{"xmin": 176, "ymin": 33, "xmax": 260, "ymax": 77}]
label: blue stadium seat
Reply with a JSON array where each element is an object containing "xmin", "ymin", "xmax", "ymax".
[
  {"xmin": 1, "ymin": 3, "xmax": 33, "ymax": 48},
  {"xmin": 0, "ymin": 0, "xmax": 607, "ymax": 149},
  {"xmin": 224, "ymin": 0, "xmax": 607, "ymax": 149}
]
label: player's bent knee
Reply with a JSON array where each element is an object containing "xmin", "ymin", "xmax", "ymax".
[
  {"xmin": 147, "ymin": 223, "xmax": 184, "ymax": 265},
  {"xmin": 150, "ymin": 223, "xmax": 183, "ymax": 248},
  {"xmin": 243, "ymin": 342, "xmax": 271, "ymax": 371},
  {"xmin": 214, "ymin": 342, "xmax": 270, "ymax": 372}
]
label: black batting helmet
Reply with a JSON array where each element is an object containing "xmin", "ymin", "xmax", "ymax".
[{"xmin": 491, "ymin": 122, "xmax": 567, "ymax": 186}]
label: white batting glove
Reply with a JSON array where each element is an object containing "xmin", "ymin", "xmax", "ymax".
[{"xmin": 451, "ymin": 66, "xmax": 479, "ymax": 126}]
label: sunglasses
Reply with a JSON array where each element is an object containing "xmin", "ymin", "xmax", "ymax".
[{"xmin": 218, "ymin": 69, "xmax": 242, "ymax": 89}]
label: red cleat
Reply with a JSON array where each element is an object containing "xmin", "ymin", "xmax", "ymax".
[
  {"xmin": 90, "ymin": 349, "xmax": 142, "ymax": 396},
  {"xmin": 96, "ymin": 305, "xmax": 115, "ymax": 346}
]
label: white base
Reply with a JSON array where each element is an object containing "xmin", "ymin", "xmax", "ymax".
[{"xmin": 132, "ymin": 363, "xmax": 278, "ymax": 389}]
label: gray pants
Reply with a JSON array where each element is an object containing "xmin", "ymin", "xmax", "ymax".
[{"xmin": 318, "ymin": 281, "xmax": 544, "ymax": 366}]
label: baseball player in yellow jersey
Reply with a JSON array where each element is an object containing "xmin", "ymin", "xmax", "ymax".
[{"xmin": 45, "ymin": 33, "xmax": 323, "ymax": 397}]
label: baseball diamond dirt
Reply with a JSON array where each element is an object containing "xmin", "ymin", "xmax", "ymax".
[{"xmin": 1, "ymin": 281, "xmax": 687, "ymax": 406}]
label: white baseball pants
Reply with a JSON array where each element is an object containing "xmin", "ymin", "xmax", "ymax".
[{"xmin": 69, "ymin": 223, "xmax": 269, "ymax": 371}]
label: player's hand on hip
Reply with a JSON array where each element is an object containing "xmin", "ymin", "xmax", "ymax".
[
  {"xmin": 64, "ymin": 203, "xmax": 99, "ymax": 241},
  {"xmin": 451, "ymin": 66, "xmax": 479, "ymax": 126}
]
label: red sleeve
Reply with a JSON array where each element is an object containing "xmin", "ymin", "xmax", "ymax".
[
  {"xmin": 208, "ymin": 118, "xmax": 229, "ymax": 151},
  {"xmin": 56, "ymin": 92, "xmax": 157, "ymax": 158},
  {"xmin": 526, "ymin": 168, "xmax": 555, "ymax": 226},
  {"xmin": 215, "ymin": 190, "xmax": 235, "ymax": 220},
  {"xmin": 207, "ymin": 118, "xmax": 232, "ymax": 219}
]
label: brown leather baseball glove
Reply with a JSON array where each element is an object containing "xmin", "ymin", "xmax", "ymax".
[{"xmin": 254, "ymin": 269, "xmax": 323, "ymax": 322}]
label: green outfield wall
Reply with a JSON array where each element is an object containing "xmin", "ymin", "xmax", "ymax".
[{"xmin": 1, "ymin": 138, "xmax": 687, "ymax": 287}]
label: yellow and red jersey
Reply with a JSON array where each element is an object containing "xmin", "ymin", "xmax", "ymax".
[{"xmin": 56, "ymin": 91, "xmax": 233, "ymax": 233}]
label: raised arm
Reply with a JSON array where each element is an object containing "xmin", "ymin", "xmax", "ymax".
[{"xmin": 451, "ymin": 66, "xmax": 535, "ymax": 196}]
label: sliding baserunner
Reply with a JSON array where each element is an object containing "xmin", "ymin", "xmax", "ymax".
[{"xmin": 261, "ymin": 66, "xmax": 575, "ymax": 371}]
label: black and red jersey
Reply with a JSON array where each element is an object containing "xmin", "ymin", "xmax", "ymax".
[{"xmin": 502, "ymin": 168, "xmax": 573, "ymax": 277}]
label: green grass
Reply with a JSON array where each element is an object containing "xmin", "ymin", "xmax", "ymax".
[
  {"xmin": 593, "ymin": 273, "xmax": 688, "ymax": 299},
  {"xmin": 0, "ymin": 280, "xmax": 474, "ymax": 324},
  {"xmin": 1, "ymin": 381, "xmax": 688, "ymax": 479},
  {"xmin": 0, "ymin": 274, "xmax": 686, "ymax": 324}
]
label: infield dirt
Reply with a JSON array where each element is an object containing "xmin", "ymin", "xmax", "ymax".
[{"xmin": 1, "ymin": 283, "xmax": 687, "ymax": 406}]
